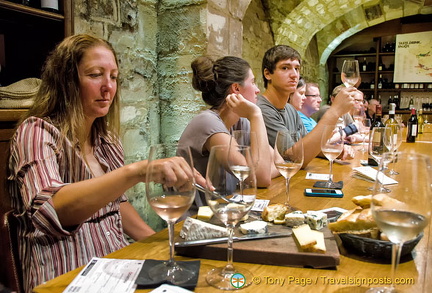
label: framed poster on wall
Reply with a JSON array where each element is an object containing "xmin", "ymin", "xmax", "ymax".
[{"xmin": 393, "ymin": 31, "xmax": 432, "ymax": 83}]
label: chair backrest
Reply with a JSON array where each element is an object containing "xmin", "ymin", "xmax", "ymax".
[{"xmin": 0, "ymin": 210, "xmax": 23, "ymax": 293}]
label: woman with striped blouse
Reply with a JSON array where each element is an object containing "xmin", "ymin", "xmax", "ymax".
[{"xmin": 7, "ymin": 34, "xmax": 203, "ymax": 292}]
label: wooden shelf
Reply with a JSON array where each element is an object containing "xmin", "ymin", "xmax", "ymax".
[
  {"xmin": 0, "ymin": 1, "xmax": 64, "ymax": 21},
  {"xmin": 328, "ymin": 35, "xmax": 432, "ymax": 100}
]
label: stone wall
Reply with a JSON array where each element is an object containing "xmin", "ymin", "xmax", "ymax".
[
  {"xmin": 242, "ymin": 0, "xmax": 274, "ymax": 91},
  {"xmin": 74, "ymin": 0, "xmax": 165, "ymax": 231}
]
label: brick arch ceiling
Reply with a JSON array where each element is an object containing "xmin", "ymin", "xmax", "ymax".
[{"xmin": 269, "ymin": 0, "xmax": 432, "ymax": 65}]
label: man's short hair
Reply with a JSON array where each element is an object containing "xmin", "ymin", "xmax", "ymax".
[{"xmin": 262, "ymin": 45, "xmax": 302, "ymax": 88}]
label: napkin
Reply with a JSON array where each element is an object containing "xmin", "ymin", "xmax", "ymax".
[
  {"xmin": 352, "ymin": 166, "xmax": 398, "ymax": 185},
  {"xmin": 135, "ymin": 259, "xmax": 200, "ymax": 290}
]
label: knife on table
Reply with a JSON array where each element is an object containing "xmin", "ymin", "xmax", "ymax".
[{"xmin": 175, "ymin": 231, "xmax": 292, "ymax": 247}]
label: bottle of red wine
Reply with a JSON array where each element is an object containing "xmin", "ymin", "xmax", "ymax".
[
  {"xmin": 406, "ymin": 108, "xmax": 418, "ymax": 143},
  {"xmin": 40, "ymin": 0, "xmax": 59, "ymax": 13},
  {"xmin": 371, "ymin": 104, "xmax": 385, "ymax": 128}
]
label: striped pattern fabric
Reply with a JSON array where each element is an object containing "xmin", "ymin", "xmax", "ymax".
[{"xmin": 8, "ymin": 117, "xmax": 130, "ymax": 292}]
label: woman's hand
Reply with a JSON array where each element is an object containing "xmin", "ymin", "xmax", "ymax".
[{"xmin": 225, "ymin": 93, "xmax": 260, "ymax": 120}]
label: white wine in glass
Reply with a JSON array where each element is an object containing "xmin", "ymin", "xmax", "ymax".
[
  {"xmin": 367, "ymin": 152, "xmax": 431, "ymax": 293},
  {"xmin": 321, "ymin": 125, "xmax": 344, "ymax": 188},
  {"xmin": 205, "ymin": 145, "xmax": 256, "ymax": 290},
  {"xmin": 274, "ymin": 130, "xmax": 303, "ymax": 208},
  {"xmin": 341, "ymin": 59, "xmax": 360, "ymax": 87},
  {"xmin": 145, "ymin": 144, "xmax": 196, "ymax": 284}
]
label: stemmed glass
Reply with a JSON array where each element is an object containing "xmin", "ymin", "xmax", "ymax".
[
  {"xmin": 368, "ymin": 127, "xmax": 392, "ymax": 192},
  {"xmin": 367, "ymin": 152, "xmax": 431, "ymax": 293},
  {"xmin": 228, "ymin": 145, "xmax": 253, "ymax": 198},
  {"xmin": 359, "ymin": 118, "xmax": 371, "ymax": 152},
  {"xmin": 383, "ymin": 125, "xmax": 403, "ymax": 175},
  {"xmin": 205, "ymin": 145, "xmax": 256, "ymax": 290},
  {"xmin": 231, "ymin": 130, "xmax": 259, "ymax": 169},
  {"xmin": 321, "ymin": 125, "xmax": 344, "ymax": 188},
  {"xmin": 145, "ymin": 144, "xmax": 196, "ymax": 284},
  {"xmin": 341, "ymin": 60, "xmax": 360, "ymax": 87},
  {"xmin": 274, "ymin": 130, "xmax": 303, "ymax": 208}
]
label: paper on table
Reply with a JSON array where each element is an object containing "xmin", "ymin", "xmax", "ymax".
[
  {"xmin": 352, "ymin": 166, "xmax": 398, "ymax": 185},
  {"xmin": 306, "ymin": 172, "xmax": 331, "ymax": 181},
  {"xmin": 63, "ymin": 257, "xmax": 144, "ymax": 293}
]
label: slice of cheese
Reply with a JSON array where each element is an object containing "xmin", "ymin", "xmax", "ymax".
[
  {"xmin": 292, "ymin": 224, "xmax": 326, "ymax": 253},
  {"xmin": 292, "ymin": 224, "xmax": 317, "ymax": 250},
  {"xmin": 197, "ymin": 206, "xmax": 214, "ymax": 221},
  {"xmin": 239, "ymin": 221, "xmax": 268, "ymax": 234},
  {"xmin": 180, "ymin": 217, "xmax": 227, "ymax": 241},
  {"xmin": 304, "ymin": 230, "xmax": 326, "ymax": 253}
]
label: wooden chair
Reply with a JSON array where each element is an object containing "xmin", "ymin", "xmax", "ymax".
[
  {"xmin": 0, "ymin": 210, "xmax": 23, "ymax": 293},
  {"xmin": 0, "ymin": 144, "xmax": 23, "ymax": 292}
]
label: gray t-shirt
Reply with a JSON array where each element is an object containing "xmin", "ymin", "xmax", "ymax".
[
  {"xmin": 256, "ymin": 95, "xmax": 307, "ymax": 147},
  {"xmin": 178, "ymin": 109, "xmax": 249, "ymax": 213}
]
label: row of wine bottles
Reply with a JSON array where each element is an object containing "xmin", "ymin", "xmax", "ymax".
[
  {"xmin": 8, "ymin": 0, "xmax": 59, "ymax": 13},
  {"xmin": 371, "ymin": 103, "xmax": 421, "ymax": 144}
]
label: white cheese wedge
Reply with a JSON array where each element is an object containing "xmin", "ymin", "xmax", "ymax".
[
  {"xmin": 306, "ymin": 230, "xmax": 326, "ymax": 253},
  {"xmin": 285, "ymin": 211, "xmax": 305, "ymax": 227},
  {"xmin": 180, "ymin": 217, "xmax": 227, "ymax": 241},
  {"xmin": 305, "ymin": 211, "xmax": 327, "ymax": 230},
  {"xmin": 292, "ymin": 224, "xmax": 317, "ymax": 250},
  {"xmin": 239, "ymin": 221, "xmax": 268, "ymax": 235},
  {"xmin": 197, "ymin": 206, "xmax": 214, "ymax": 221},
  {"xmin": 292, "ymin": 224, "xmax": 327, "ymax": 253}
]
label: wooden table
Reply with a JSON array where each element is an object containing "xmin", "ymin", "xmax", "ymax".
[{"xmin": 33, "ymin": 135, "xmax": 432, "ymax": 293}]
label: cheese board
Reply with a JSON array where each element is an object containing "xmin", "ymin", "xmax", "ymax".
[{"xmin": 175, "ymin": 216, "xmax": 340, "ymax": 269}]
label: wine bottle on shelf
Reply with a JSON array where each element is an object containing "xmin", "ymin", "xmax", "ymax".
[
  {"xmin": 40, "ymin": 0, "xmax": 59, "ymax": 13},
  {"xmin": 418, "ymin": 109, "xmax": 424, "ymax": 134},
  {"xmin": 361, "ymin": 57, "xmax": 367, "ymax": 72},
  {"xmin": 370, "ymin": 79, "xmax": 375, "ymax": 89},
  {"xmin": 385, "ymin": 103, "xmax": 397, "ymax": 130},
  {"xmin": 393, "ymin": 94, "xmax": 400, "ymax": 110},
  {"xmin": 388, "ymin": 95, "xmax": 393, "ymax": 108},
  {"xmin": 406, "ymin": 108, "xmax": 418, "ymax": 143},
  {"xmin": 378, "ymin": 58, "xmax": 384, "ymax": 71},
  {"xmin": 377, "ymin": 74, "xmax": 383, "ymax": 89},
  {"xmin": 409, "ymin": 96, "xmax": 414, "ymax": 109}
]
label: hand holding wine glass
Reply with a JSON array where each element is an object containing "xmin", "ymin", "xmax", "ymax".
[
  {"xmin": 367, "ymin": 152, "xmax": 431, "ymax": 293},
  {"xmin": 205, "ymin": 145, "xmax": 256, "ymax": 290},
  {"xmin": 321, "ymin": 125, "xmax": 344, "ymax": 188},
  {"xmin": 145, "ymin": 144, "xmax": 196, "ymax": 285},
  {"xmin": 341, "ymin": 59, "xmax": 360, "ymax": 88},
  {"xmin": 274, "ymin": 130, "xmax": 303, "ymax": 209}
]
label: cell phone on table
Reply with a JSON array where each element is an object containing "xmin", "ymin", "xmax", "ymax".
[{"xmin": 304, "ymin": 188, "xmax": 344, "ymax": 198}]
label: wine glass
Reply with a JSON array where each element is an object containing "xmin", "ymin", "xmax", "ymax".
[
  {"xmin": 321, "ymin": 125, "xmax": 344, "ymax": 188},
  {"xmin": 367, "ymin": 152, "xmax": 431, "ymax": 293},
  {"xmin": 341, "ymin": 60, "xmax": 360, "ymax": 87},
  {"xmin": 205, "ymin": 145, "xmax": 256, "ymax": 290},
  {"xmin": 228, "ymin": 145, "xmax": 253, "ymax": 199},
  {"xmin": 145, "ymin": 144, "xmax": 196, "ymax": 284},
  {"xmin": 359, "ymin": 118, "xmax": 371, "ymax": 152},
  {"xmin": 231, "ymin": 130, "xmax": 259, "ymax": 169},
  {"xmin": 368, "ymin": 127, "xmax": 392, "ymax": 192},
  {"xmin": 383, "ymin": 125, "xmax": 403, "ymax": 175},
  {"xmin": 274, "ymin": 130, "xmax": 303, "ymax": 208}
]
